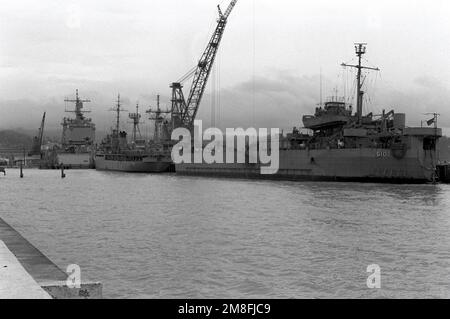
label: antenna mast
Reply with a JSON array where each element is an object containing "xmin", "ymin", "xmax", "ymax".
[
  {"xmin": 115, "ymin": 94, "xmax": 121, "ymax": 134},
  {"xmin": 108, "ymin": 94, "xmax": 128, "ymax": 153},
  {"xmin": 341, "ymin": 43, "xmax": 380, "ymax": 125},
  {"xmin": 320, "ymin": 68, "xmax": 323, "ymax": 107},
  {"xmin": 128, "ymin": 103, "xmax": 142, "ymax": 142},
  {"xmin": 147, "ymin": 94, "xmax": 171, "ymax": 142},
  {"xmin": 109, "ymin": 94, "xmax": 128, "ymax": 135},
  {"xmin": 64, "ymin": 89, "xmax": 91, "ymax": 121}
]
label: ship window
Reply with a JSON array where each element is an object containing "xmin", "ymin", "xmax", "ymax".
[{"xmin": 423, "ymin": 137, "xmax": 436, "ymax": 150}]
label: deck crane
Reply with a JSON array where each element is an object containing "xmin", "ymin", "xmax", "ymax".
[{"xmin": 170, "ymin": 0, "xmax": 238, "ymax": 131}]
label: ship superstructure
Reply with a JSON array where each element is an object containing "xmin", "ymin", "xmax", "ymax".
[
  {"xmin": 61, "ymin": 90, "xmax": 96, "ymax": 148},
  {"xmin": 95, "ymin": 95, "xmax": 173, "ymax": 172},
  {"xmin": 56, "ymin": 90, "xmax": 96, "ymax": 168}
]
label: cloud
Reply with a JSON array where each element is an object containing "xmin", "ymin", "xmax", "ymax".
[
  {"xmin": 1, "ymin": 0, "xmax": 449, "ymax": 137},
  {"xmin": 2, "ymin": 71, "xmax": 449, "ymax": 141},
  {"xmin": 373, "ymin": 76, "xmax": 450, "ymax": 126},
  {"xmin": 197, "ymin": 72, "xmax": 330, "ymax": 130},
  {"xmin": 197, "ymin": 72, "xmax": 450, "ymax": 132}
]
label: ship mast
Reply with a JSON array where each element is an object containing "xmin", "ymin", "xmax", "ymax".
[
  {"xmin": 109, "ymin": 94, "xmax": 128, "ymax": 153},
  {"xmin": 128, "ymin": 103, "xmax": 142, "ymax": 142},
  {"xmin": 147, "ymin": 94, "xmax": 171, "ymax": 142},
  {"xmin": 342, "ymin": 43, "xmax": 380, "ymax": 125},
  {"xmin": 111, "ymin": 94, "xmax": 128, "ymax": 135},
  {"xmin": 64, "ymin": 89, "xmax": 91, "ymax": 121}
]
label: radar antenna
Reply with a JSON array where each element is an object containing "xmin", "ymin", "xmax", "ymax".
[{"xmin": 64, "ymin": 89, "xmax": 92, "ymax": 121}]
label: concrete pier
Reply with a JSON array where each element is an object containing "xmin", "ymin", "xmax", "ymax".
[
  {"xmin": 0, "ymin": 217, "xmax": 102, "ymax": 299},
  {"xmin": 0, "ymin": 241, "xmax": 51, "ymax": 299}
]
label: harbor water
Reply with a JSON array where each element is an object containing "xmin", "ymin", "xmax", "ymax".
[{"xmin": 1, "ymin": 169, "xmax": 450, "ymax": 298}]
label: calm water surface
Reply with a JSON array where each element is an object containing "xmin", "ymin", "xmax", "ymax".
[{"xmin": 1, "ymin": 169, "xmax": 450, "ymax": 298}]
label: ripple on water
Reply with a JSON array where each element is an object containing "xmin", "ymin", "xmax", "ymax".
[{"xmin": 1, "ymin": 169, "xmax": 450, "ymax": 298}]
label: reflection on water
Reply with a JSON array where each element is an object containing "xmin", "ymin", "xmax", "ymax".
[{"xmin": 1, "ymin": 169, "xmax": 450, "ymax": 298}]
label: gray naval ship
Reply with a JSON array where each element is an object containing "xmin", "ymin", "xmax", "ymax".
[
  {"xmin": 176, "ymin": 44, "xmax": 443, "ymax": 183},
  {"xmin": 40, "ymin": 90, "xmax": 96, "ymax": 169},
  {"xmin": 94, "ymin": 95, "xmax": 173, "ymax": 173}
]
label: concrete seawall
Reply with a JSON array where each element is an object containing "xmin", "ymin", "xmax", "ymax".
[{"xmin": 0, "ymin": 217, "xmax": 102, "ymax": 299}]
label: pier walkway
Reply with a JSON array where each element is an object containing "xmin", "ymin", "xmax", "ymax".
[
  {"xmin": 0, "ymin": 217, "xmax": 102, "ymax": 299},
  {"xmin": 0, "ymin": 240, "xmax": 51, "ymax": 299}
]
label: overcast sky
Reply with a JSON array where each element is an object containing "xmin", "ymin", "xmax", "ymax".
[{"xmin": 1, "ymin": 0, "xmax": 449, "ymax": 137}]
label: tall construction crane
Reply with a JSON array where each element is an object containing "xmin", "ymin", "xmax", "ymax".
[
  {"xmin": 29, "ymin": 112, "xmax": 46, "ymax": 156},
  {"xmin": 170, "ymin": 0, "xmax": 238, "ymax": 131}
]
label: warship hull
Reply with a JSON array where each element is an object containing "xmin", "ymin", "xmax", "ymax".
[
  {"xmin": 437, "ymin": 164, "xmax": 450, "ymax": 183},
  {"xmin": 95, "ymin": 156, "xmax": 172, "ymax": 173},
  {"xmin": 176, "ymin": 148, "xmax": 436, "ymax": 184},
  {"xmin": 57, "ymin": 152, "xmax": 94, "ymax": 169}
]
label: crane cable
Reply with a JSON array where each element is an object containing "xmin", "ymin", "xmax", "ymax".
[
  {"xmin": 252, "ymin": 0, "xmax": 256, "ymax": 127},
  {"xmin": 177, "ymin": 66, "xmax": 197, "ymax": 83}
]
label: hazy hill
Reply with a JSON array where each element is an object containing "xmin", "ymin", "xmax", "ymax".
[{"xmin": 0, "ymin": 130, "xmax": 33, "ymax": 148}]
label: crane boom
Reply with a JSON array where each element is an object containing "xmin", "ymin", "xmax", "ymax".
[
  {"xmin": 29, "ymin": 112, "xmax": 46, "ymax": 156},
  {"xmin": 223, "ymin": 0, "xmax": 237, "ymax": 19},
  {"xmin": 39, "ymin": 112, "xmax": 46, "ymax": 148},
  {"xmin": 171, "ymin": 0, "xmax": 238, "ymax": 131}
]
